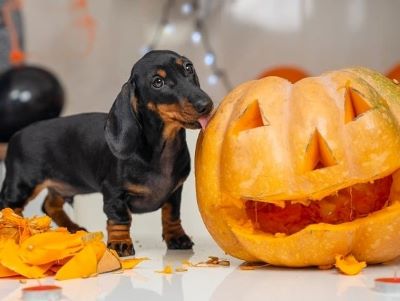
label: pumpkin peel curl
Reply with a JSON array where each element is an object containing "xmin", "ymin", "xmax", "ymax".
[{"xmin": 0, "ymin": 208, "xmax": 51, "ymax": 243}]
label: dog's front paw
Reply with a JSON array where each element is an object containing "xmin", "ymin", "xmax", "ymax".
[
  {"xmin": 107, "ymin": 240, "xmax": 135, "ymax": 257},
  {"xmin": 166, "ymin": 234, "xmax": 194, "ymax": 250}
]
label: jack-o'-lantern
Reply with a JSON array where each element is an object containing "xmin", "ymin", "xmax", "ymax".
[{"xmin": 195, "ymin": 67, "xmax": 400, "ymax": 266}]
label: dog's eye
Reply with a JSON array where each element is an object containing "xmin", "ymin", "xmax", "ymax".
[
  {"xmin": 184, "ymin": 63, "xmax": 194, "ymax": 74},
  {"xmin": 152, "ymin": 76, "xmax": 164, "ymax": 89}
]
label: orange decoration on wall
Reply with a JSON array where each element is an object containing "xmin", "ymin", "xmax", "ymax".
[
  {"xmin": 257, "ymin": 66, "xmax": 309, "ymax": 83},
  {"xmin": 386, "ymin": 64, "xmax": 400, "ymax": 82},
  {"xmin": 71, "ymin": 0, "xmax": 96, "ymax": 56},
  {"xmin": 1, "ymin": 0, "xmax": 25, "ymax": 65}
]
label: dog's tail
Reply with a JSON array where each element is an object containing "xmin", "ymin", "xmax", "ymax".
[
  {"xmin": 0, "ymin": 161, "xmax": 9, "ymax": 210},
  {"xmin": 0, "ymin": 160, "xmax": 4, "ymax": 207}
]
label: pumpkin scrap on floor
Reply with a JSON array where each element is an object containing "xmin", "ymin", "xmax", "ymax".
[
  {"xmin": 181, "ymin": 257, "xmax": 231, "ymax": 268},
  {"xmin": 334, "ymin": 254, "xmax": 366, "ymax": 275},
  {"xmin": 155, "ymin": 257, "xmax": 231, "ymax": 275},
  {"xmin": 239, "ymin": 262, "xmax": 270, "ymax": 271},
  {"xmin": 0, "ymin": 209, "xmax": 148, "ymax": 280},
  {"xmin": 191, "ymin": 256, "xmax": 230, "ymax": 267},
  {"xmin": 156, "ymin": 265, "xmax": 174, "ymax": 274}
]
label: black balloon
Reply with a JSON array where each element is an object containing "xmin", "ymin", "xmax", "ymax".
[{"xmin": 0, "ymin": 65, "xmax": 64, "ymax": 142}]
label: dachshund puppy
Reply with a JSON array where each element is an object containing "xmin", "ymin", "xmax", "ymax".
[{"xmin": 0, "ymin": 50, "xmax": 213, "ymax": 256}]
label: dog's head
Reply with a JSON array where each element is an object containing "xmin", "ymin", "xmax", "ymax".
[{"xmin": 105, "ymin": 50, "xmax": 213, "ymax": 159}]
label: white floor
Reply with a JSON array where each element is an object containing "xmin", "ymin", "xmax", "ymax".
[{"xmin": 1, "ymin": 237, "xmax": 400, "ymax": 301}]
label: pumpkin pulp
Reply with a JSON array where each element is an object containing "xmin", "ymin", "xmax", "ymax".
[{"xmin": 245, "ymin": 175, "xmax": 392, "ymax": 235}]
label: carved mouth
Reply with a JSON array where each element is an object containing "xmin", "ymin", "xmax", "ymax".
[{"xmin": 244, "ymin": 175, "xmax": 393, "ymax": 235}]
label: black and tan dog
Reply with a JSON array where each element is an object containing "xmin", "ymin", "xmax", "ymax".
[{"xmin": 0, "ymin": 50, "xmax": 213, "ymax": 256}]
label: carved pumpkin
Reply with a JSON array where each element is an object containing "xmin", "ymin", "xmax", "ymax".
[{"xmin": 195, "ymin": 67, "xmax": 400, "ymax": 266}]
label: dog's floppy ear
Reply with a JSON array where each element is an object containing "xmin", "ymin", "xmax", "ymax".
[{"xmin": 105, "ymin": 80, "xmax": 141, "ymax": 160}]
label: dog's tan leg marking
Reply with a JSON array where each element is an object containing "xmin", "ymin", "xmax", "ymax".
[
  {"xmin": 43, "ymin": 191, "xmax": 83, "ymax": 232},
  {"xmin": 107, "ymin": 220, "xmax": 134, "ymax": 257},
  {"xmin": 161, "ymin": 202, "xmax": 186, "ymax": 243}
]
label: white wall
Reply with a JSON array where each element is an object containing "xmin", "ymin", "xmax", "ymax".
[{"xmin": 18, "ymin": 0, "xmax": 400, "ymax": 241}]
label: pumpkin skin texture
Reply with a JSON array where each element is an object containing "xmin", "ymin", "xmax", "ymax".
[{"xmin": 195, "ymin": 67, "xmax": 400, "ymax": 267}]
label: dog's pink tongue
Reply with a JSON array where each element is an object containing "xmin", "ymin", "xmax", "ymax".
[{"xmin": 198, "ymin": 115, "xmax": 211, "ymax": 130}]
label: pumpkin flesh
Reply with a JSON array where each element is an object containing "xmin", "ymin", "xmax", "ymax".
[{"xmin": 245, "ymin": 175, "xmax": 392, "ymax": 235}]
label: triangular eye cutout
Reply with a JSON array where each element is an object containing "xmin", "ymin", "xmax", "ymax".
[
  {"xmin": 304, "ymin": 129, "xmax": 337, "ymax": 171},
  {"xmin": 344, "ymin": 86, "xmax": 372, "ymax": 123},
  {"xmin": 233, "ymin": 100, "xmax": 269, "ymax": 134}
]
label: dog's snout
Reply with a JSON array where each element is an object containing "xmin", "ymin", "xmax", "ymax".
[{"xmin": 194, "ymin": 99, "xmax": 213, "ymax": 115}]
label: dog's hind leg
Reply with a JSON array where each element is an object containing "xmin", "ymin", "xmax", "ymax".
[
  {"xmin": 42, "ymin": 190, "xmax": 85, "ymax": 233},
  {"xmin": 0, "ymin": 171, "xmax": 42, "ymax": 215}
]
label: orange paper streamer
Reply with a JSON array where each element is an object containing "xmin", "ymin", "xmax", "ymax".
[{"xmin": 1, "ymin": 0, "xmax": 25, "ymax": 65}]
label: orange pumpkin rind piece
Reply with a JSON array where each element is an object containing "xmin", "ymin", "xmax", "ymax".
[
  {"xmin": 55, "ymin": 243, "xmax": 98, "ymax": 280},
  {"xmin": 97, "ymin": 249, "xmax": 121, "ymax": 274},
  {"xmin": 0, "ymin": 262, "xmax": 19, "ymax": 278},
  {"xmin": 335, "ymin": 254, "xmax": 366, "ymax": 275},
  {"xmin": 19, "ymin": 231, "xmax": 87, "ymax": 265},
  {"xmin": 121, "ymin": 257, "xmax": 149, "ymax": 270},
  {"xmin": 0, "ymin": 240, "xmax": 49, "ymax": 279}
]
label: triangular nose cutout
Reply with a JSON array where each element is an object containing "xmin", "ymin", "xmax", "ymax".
[
  {"xmin": 344, "ymin": 86, "xmax": 372, "ymax": 123},
  {"xmin": 304, "ymin": 129, "xmax": 337, "ymax": 171},
  {"xmin": 233, "ymin": 100, "xmax": 268, "ymax": 134}
]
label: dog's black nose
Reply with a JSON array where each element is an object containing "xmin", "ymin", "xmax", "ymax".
[{"xmin": 194, "ymin": 99, "xmax": 213, "ymax": 115}]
